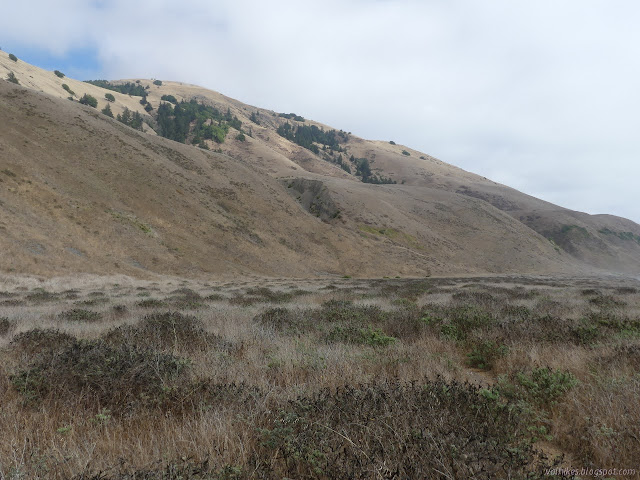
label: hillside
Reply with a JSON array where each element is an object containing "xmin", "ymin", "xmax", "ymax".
[{"xmin": 1, "ymin": 51, "xmax": 639, "ymax": 278}]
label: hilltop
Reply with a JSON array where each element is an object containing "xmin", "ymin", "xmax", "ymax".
[{"xmin": 1, "ymin": 50, "xmax": 639, "ymax": 278}]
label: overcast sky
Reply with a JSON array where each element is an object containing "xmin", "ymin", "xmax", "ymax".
[{"xmin": 2, "ymin": 1, "xmax": 639, "ymax": 223}]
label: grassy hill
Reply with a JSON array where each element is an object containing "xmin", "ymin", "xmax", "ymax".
[{"xmin": 1, "ymin": 50, "xmax": 639, "ymax": 278}]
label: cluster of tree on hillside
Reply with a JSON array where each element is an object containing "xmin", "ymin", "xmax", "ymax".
[
  {"xmin": 84, "ymin": 80, "xmax": 147, "ymax": 97},
  {"xmin": 155, "ymin": 100, "xmax": 241, "ymax": 145},
  {"xmin": 277, "ymin": 123, "xmax": 347, "ymax": 154},
  {"xmin": 324, "ymin": 153, "xmax": 351, "ymax": 173},
  {"xmin": 352, "ymin": 156, "xmax": 396, "ymax": 184},
  {"xmin": 278, "ymin": 112, "xmax": 305, "ymax": 121},
  {"xmin": 117, "ymin": 108, "xmax": 144, "ymax": 131}
]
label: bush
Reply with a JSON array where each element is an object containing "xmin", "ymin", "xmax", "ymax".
[
  {"xmin": 236, "ymin": 132, "xmax": 246, "ymax": 142},
  {"xmin": 160, "ymin": 94, "xmax": 178, "ymax": 104},
  {"xmin": 8, "ymin": 53, "xmax": 17, "ymax": 62},
  {"xmin": 58, "ymin": 309, "xmax": 102, "ymax": 323},
  {"xmin": 79, "ymin": 94, "xmax": 98, "ymax": 108},
  {"xmin": 402, "ymin": 150, "xmax": 410, "ymax": 156},
  {"xmin": 466, "ymin": 341, "xmax": 508, "ymax": 370},
  {"xmin": 389, "ymin": 140, "xmax": 396, "ymax": 145},
  {"xmin": 255, "ymin": 380, "xmax": 557, "ymax": 478},
  {"xmin": 10, "ymin": 328, "xmax": 75, "ymax": 356},
  {"xmin": 105, "ymin": 92, "xmax": 115, "ymax": 102},
  {"xmin": 62, "ymin": 84, "xmax": 74, "ymax": 95},
  {"xmin": 10, "ymin": 339, "xmax": 190, "ymax": 410},
  {"xmin": 153, "ymin": 80, "xmax": 162, "ymax": 86},
  {"xmin": 6, "ymin": 71, "xmax": 19, "ymax": 84},
  {"xmin": 0, "ymin": 317, "xmax": 16, "ymax": 336},
  {"xmin": 54, "ymin": 70, "xmax": 65, "ymax": 78},
  {"xmin": 104, "ymin": 311, "xmax": 228, "ymax": 353}
]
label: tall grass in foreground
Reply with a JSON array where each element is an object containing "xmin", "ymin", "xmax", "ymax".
[{"xmin": 0, "ymin": 277, "xmax": 638, "ymax": 478}]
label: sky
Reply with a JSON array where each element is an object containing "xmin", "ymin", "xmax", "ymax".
[{"xmin": 2, "ymin": 0, "xmax": 639, "ymax": 223}]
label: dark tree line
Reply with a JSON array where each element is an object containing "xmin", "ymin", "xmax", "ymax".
[{"xmin": 84, "ymin": 80, "xmax": 148, "ymax": 97}]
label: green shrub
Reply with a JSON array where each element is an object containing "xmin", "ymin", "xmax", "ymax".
[
  {"xmin": 402, "ymin": 150, "xmax": 410, "ymax": 156},
  {"xmin": 466, "ymin": 341, "xmax": 508, "ymax": 370},
  {"xmin": 105, "ymin": 92, "xmax": 115, "ymax": 102},
  {"xmin": 153, "ymin": 80, "xmax": 162, "ymax": 86},
  {"xmin": 8, "ymin": 53, "xmax": 17, "ymax": 62},
  {"xmin": 236, "ymin": 132, "xmax": 246, "ymax": 142},
  {"xmin": 79, "ymin": 94, "xmax": 98, "ymax": 108},
  {"xmin": 495, "ymin": 367, "xmax": 578, "ymax": 408},
  {"xmin": 6, "ymin": 71, "xmax": 19, "ymax": 84},
  {"xmin": 389, "ymin": 140, "xmax": 396, "ymax": 145},
  {"xmin": 62, "ymin": 84, "xmax": 74, "ymax": 95},
  {"xmin": 160, "ymin": 94, "xmax": 177, "ymax": 104},
  {"xmin": 54, "ymin": 70, "xmax": 65, "ymax": 78}
]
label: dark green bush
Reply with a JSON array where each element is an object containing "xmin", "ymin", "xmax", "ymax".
[
  {"xmin": 62, "ymin": 84, "xmax": 74, "ymax": 95},
  {"xmin": 161, "ymin": 94, "xmax": 178, "ymax": 104},
  {"xmin": 79, "ymin": 94, "xmax": 98, "ymax": 108},
  {"xmin": 153, "ymin": 79, "xmax": 162, "ymax": 86},
  {"xmin": 236, "ymin": 132, "xmax": 246, "ymax": 142},
  {"xmin": 402, "ymin": 150, "xmax": 410, "ymax": 156},
  {"xmin": 105, "ymin": 92, "xmax": 115, "ymax": 102},
  {"xmin": 8, "ymin": 53, "xmax": 17, "ymax": 62},
  {"xmin": 54, "ymin": 70, "xmax": 65, "ymax": 78}
]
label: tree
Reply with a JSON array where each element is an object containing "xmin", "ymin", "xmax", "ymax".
[
  {"xmin": 101, "ymin": 103, "xmax": 114, "ymax": 118},
  {"xmin": 6, "ymin": 72, "xmax": 19, "ymax": 84},
  {"xmin": 105, "ymin": 93, "xmax": 115, "ymax": 102},
  {"xmin": 54, "ymin": 70, "xmax": 65, "ymax": 78},
  {"xmin": 250, "ymin": 111, "xmax": 260, "ymax": 125},
  {"xmin": 8, "ymin": 53, "xmax": 17, "ymax": 62},
  {"xmin": 79, "ymin": 94, "xmax": 98, "ymax": 108},
  {"xmin": 153, "ymin": 80, "xmax": 162, "ymax": 86}
]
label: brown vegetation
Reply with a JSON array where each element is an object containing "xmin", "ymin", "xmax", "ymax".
[{"xmin": 1, "ymin": 275, "xmax": 638, "ymax": 478}]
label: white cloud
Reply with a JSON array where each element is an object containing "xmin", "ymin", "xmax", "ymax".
[{"xmin": 2, "ymin": 0, "xmax": 639, "ymax": 223}]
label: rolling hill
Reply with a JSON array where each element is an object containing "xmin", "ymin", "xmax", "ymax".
[{"xmin": 1, "ymin": 50, "xmax": 639, "ymax": 278}]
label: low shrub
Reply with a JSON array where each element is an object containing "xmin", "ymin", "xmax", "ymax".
[
  {"xmin": 8, "ymin": 53, "xmax": 17, "ymax": 62},
  {"xmin": 105, "ymin": 92, "xmax": 115, "ymax": 102},
  {"xmin": 254, "ymin": 380, "xmax": 558, "ymax": 478},
  {"xmin": 54, "ymin": 70, "xmax": 65, "ymax": 78},
  {"xmin": 466, "ymin": 341, "xmax": 508, "ymax": 370},
  {"xmin": 58, "ymin": 309, "xmax": 102, "ymax": 323},
  {"xmin": 10, "ymin": 339, "xmax": 190, "ymax": 410},
  {"xmin": 0, "ymin": 317, "xmax": 16, "ymax": 336},
  {"xmin": 104, "ymin": 311, "xmax": 229, "ymax": 353},
  {"xmin": 9, "ymin": 328, "xmax": 75, "ymax": 356}
]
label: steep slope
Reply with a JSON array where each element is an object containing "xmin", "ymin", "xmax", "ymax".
[{"xmin": 1, "ymin": 53, "xmax": 638, "ymax": 277}]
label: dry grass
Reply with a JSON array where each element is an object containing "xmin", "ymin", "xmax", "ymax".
[{"xmin": 0, "ymin": 275, "xmax": 639, "ymax": 479}]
